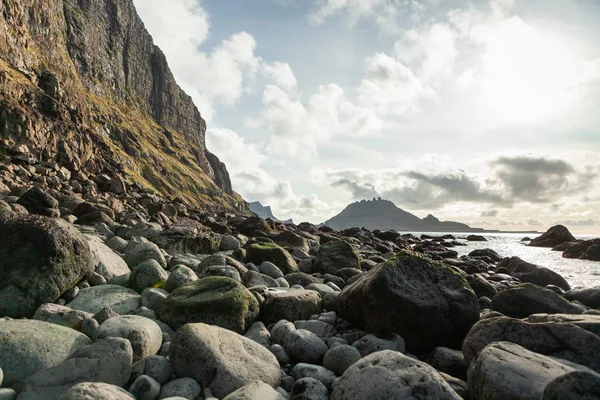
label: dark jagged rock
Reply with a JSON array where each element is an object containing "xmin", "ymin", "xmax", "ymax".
[
  {"xmin": 336, "ymin": 251, "xmax": 480, "ymax": 354},
  {"xmin": 497, "ymin": 256, "xmax": 571, "ymax": 291},
  {"xmin": 491, "ymin": 283, "xmax": 582, "ymax": 318},
  {"xmin": 468, "ymin": 249, "xmax": 501, "ymax": 263},
  {"xmin": 463, "ymin": 317, "xmax": 600, "ymax": 373},
  {"xmin": 17, "ymin": 186, "xmax": 59, "ymax": 217},
  {"xmin": 565, "ymin": 287, "xmax": 600, "ymax": 309},
  {"xmin": 529, "ymin": 225, "xmax": 576, "ymax": 248},
  {"xmin": 466, "ymin": 235, "xmax": 487, "ymax": 242},
  {"xmin": 313, "ymin": 240, "xmax": 361, "ymax": 275}
]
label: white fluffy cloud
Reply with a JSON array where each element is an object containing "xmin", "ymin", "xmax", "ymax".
[
  {"xmin": 134, "ymin": 0, "xmax": 261, "ymax": 122},
  {"xmin": 260, "ymin": 83, "xmax": 382, "ymax": 158},
  {"xmin": 207, "ymin": 127, "xmax": 339, "ymax": 221}
]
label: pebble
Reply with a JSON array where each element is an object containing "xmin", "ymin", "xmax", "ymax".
[
  {"xmin": 323, "ymin": 344, "xmax": 362, "ymax": 376},
  {"xmin": 129, "ymin": 375, "xmax": 161, "ymax": 400},
  {"xmin": 159, "ymin": 378, "xmax": 202, "ymax": 400},
  {"xmin": 271, "ymin": 320, "xmax": 296, "ymax": 345},
  {"xmin": 284, "ymin": 329, "xmax": 328, "ymax": 364},
  {"xmin": 291, "ymin": 377, "xmax": 329, "ymax": 400}
]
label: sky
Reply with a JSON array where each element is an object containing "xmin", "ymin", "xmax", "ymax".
[{"xmin": 132, "ymin": 0, "xmax": 600, "ymax": 233}]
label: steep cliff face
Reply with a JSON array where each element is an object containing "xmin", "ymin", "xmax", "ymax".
[{"xmin": 0, "ymin": 0, "xmax": 244, "ymax": 210}]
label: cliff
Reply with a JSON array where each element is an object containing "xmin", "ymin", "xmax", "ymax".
[
  {"xmin": 323, "ymin": 198, "xmax": 482, "ymax": 232},
  {"xmin": 0, "ymin": 0, "xmax": 245, "ymax": 211}
]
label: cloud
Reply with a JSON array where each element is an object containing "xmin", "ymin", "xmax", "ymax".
[
  {"xmin": 262, "ymin": 62, "xmax": 298, "ymax": 93},
  {"xmin": 134, "ymin": 0, "xmax": 261, "ymax": 121},
  {"xmin": 308, "ymin": 0, "xmax": 429, "ymax": 33},
  {"xmin": 555, "ymin": 219, "xmax": 599, "ymax": 227},
  {"xmin": 260, "ymin": 83, "xmax": 382, "ymax": 158},
  {"xmin": 323, "ymin": 153, "xmax": 600, "ymax": 210},
  {"xmin": 492, "ymin": 156, "xmax": 597, "ymax": 203},
  {"xmin": 357, "ymin": 53, "xmax": 435, "ymax": 116},
  {"xmin": 206, "ymin": 127, "xmax": 339, "ymax": 222},
  {"xmin": 481, "ymin": 210, "xmax": 499, "ymax": 217}
]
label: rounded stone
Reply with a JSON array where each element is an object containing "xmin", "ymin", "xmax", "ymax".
[
  {"xmin": 163, "ymin": 265, "xmax": 198, "ymax": 293},
  {"xmin": 129, "ymin": 375, "xmax": 161, "ymax": 400},
  {"xmin": 323, "ymin": 345, "xmax": 361, "ymax": 376},
  {"xmin": 158, "ymin": 378, "xmax": 201, "ymax": 400},
  {"xmin": 169, "ymin": 323, "xmax": 281, "ymax": 398},
  {"xmin": 96, "ymin": 315, "xmax": 162, "ymax": 362},
  {"xmin": 0, "ymin": 319, "xmax": 91, "ymax": 387},
  {"xmin": 284, "ymin": 329, "xmax": 328, "ymax": 364},
  {"xmin": 132, "ymin": 356, "xmax": 173, "ymax": 385},
  {"xmin": 158, "ymin": 277, "xmax": 259, "ymax": 333},
  {"xmin": 291, "ymin": 377, "xmax": 329, "ymax": 400},
  {"xmin": 331, "ymin": 350, "xmax": 461, "ymax": 400},
  {"xmin": 58, "ymin": 382, "xmax": 135, "ymax": 400},
  {"xmin": 129, "ymin": 259, "xmax": 169, "ymax": 293},
  {"xmin": 67, "ymin": 285, "xmax": 141, "ymax": 315}
]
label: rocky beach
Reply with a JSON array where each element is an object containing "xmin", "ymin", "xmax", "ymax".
[
  {"xmin": 2, "ymin": 0, "xmax": 600, "ymax": 399},
  {"xmin": 1, "ymin": 166, "xmax": 600, "ymax": 399}
]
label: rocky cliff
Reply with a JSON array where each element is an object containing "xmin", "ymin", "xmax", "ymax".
[{"xmin": 0, "ymin": 0, "xmax": 245, "ymax": 211}]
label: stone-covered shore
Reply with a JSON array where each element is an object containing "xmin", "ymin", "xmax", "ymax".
[{"xmin": 1, "ymin": 166, "xmax": 600, "ymax": 400}]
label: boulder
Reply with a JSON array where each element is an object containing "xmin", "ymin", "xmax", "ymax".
[
  {"xmin": 336, "ymin": 251, "xmax": 479, "ymax": 353},
  {"xmin": 525, "ymin": 313, "xmax": 600, "ymax": 336},
  {"xmin": 491, "ymin": 283, "xmax": 582, "ymax": 318},
  {"xmin": 467, "ymin": 341, "xmax": 593, "ymax": 400},
  {"xmin": 222, "ymin": 381, "xmax": 286, "ymax": 400},
  {"xmin": 158, "ymin": 277, "xmax": 259, "ymax": 333},
  {"xmin": 292, "ymin": 363, "xmax": 336, "ymax": 389},
  {"xmin": 566, "ymin": 287, "xmax": 600, "ymax": 309},
  {"xmin": 529, "ymin": 225, "xmax": 576, "ymax": 248},
  {"xmin": 273, "ymin": 230, "xmax": 309, "ymax": 251},
  {"xmin": 169, "ymin": 323, "xmax": 281, "ymax": 398},
  {"xmin": 129, "ymin": 259, "xmax": 169, "ymax": 293},
  {"xmin": 17, "ymin": 187, "xmax": 59, "ymax": 217},
  {"xmin": 67, "ymin": 285, "xmax": 141, "ymax": 315},
  {"xmin": 330, "ymin": 350, "xmax": 461, "ymax": 400},
  {"xmin": 0, "ymin": 215, "xmax": 94, "ymax": 317},
  {"xmin": 158, "ymin": 377, "xmax": 201, "ymax": 400},
  {"xmin": 124, "ymin": 241, "xmax": 167, "ymax": 269},
  {"xmin": 196, "ymin": 254, "xmax": 248, "ymax": 277},
  {"xmin": 323, "ymin": 345, "xmax": 361, "ymax": 376},
  {"xmin": 0, "ymin": 319, "xmax": 91, "ymax": 386},
  {"xmin": 497, "ymin": 256, "xmax": 570, "ymax": 291},
  {"xmin": 541, "ymin": 371, "xmax": 600, "ymax": 399},
  {"xmin": 18, "ymin": 338, "xmax": 133, "ymax": 400},
  {"xmin": 284, "ymin": 329, "xmax": 328, "ymax": 364},
  {"xmin": 87, "ymin": 235, "xmax": 130, "ymax": 281},
  {"xmin": 291, "ymin": 378, "xmax": 329, "ymax": 400},
  {"xmin": 58, "ymin": 382, "xmax": 135, "ymax": 400},
  {"xmin": 260, "ymin": 289, "xmax": 323, "ymax": 326},
  {"xmin": 468, "ymin": 248, "xmax": 502, "ymax": 262},
  {"xmin": 32, "ymin": 303, "xmax": 93, "ymax": 331},
  {"xmin": 313, "ymin": 240, "xmax": 360, "ymax": 275},
  {"xmin": 163, "ymin": 265, "xmax": 198, "ymax": 293},
  {"xmin": 96, "ymin": 316, "xmax": 162, "ymax": 362},
  {"xmin": 463, "ymin": 316, "xmax": 600, "ymax": 372},
  {"xmin": 245, "ymin": 243, "xmax": 298, "ymax": 274},
  {"xmin": 131, "ymin": 355, "xmax": 173, "ymax": 385}
]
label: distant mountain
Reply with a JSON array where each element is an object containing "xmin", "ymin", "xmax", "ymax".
[
  {"xmin": 249, "ymin": 201, "xmax": 278, "ymax": 220},
  {"xmin": 323, "ymin": 198, "xmax": 484, "ymax": 232},
  {"xmin": 249, "ymin": 201, "xmax": 294, "ymax": 224}
]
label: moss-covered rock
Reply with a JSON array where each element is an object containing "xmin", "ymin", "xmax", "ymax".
[
  {"xmin": 336, "ymin": 250, "xmax": 479, "ymax": 354},
  {"xmin": 158, "ymin": 277, "xmax": 259, "ymax": 333},
  {"xmin": 245, "ymin": 243, "xmax": 298, "ymax": 274},
  {"xmin": 313, "ymin": 240, "xmax": 360, "ymax": 274},
  {"xmin": 0, "ymin": 214, "xmax": 94, "ymax": 318}
]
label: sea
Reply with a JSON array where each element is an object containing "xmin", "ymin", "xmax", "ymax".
[{"xmin": 398, "ymin": 232, "xmax": 600, "ymax": 290}]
